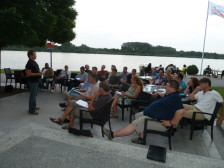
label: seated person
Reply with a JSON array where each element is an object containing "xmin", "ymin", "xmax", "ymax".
[
  {"xmin": 183, "ymin": 77, "xmax": 199, "ymax": 95},
  {"xmin": 40, "ymin": 63, "xmax": 54, "ymax": 90},
  {"xmin": 108, "ymin": 65, "xmax": 117, "ymax": 79},
  {"xmin": 126, "ymin": 69, "xmax": 136, "ymax": 84},
  {"xmin": 98, "ymin": 65, "xmax": 109, "ymax": 80},
  {"xmin": 175, "ymin": 73, "xmax": 187, "ymax": 94},
  {"xmin": 183, "ymin": 78, "xmax": 224, "ymax": 125},
  {"xmin": 165, "ymin": 69, "xmax": 175, "ymax": 83},
  {"xmin": 68, "ymin": 66, "xmax": 88, "ymax": 89},
  {"xmin": 110, "ymin": 75, "xmax": 143, "ymax": 118},
  {"xmin": 52, "ymin": 65, "xmax": 71, "ymax": 91},
  {"xmin": 149, "ymin": 70, "xmax": 166, "ymax": 86},
  {"xmin": 103, "ymin": 80, "xmax": 185, "ymax": 144},
  {"xmin": 85, "ymin": 64, "xmax": 90, "ymax": 73},
  {"xmin": 60, "ymin": 73, "xmax": 99, "ymax": 108},
  {"xmin": 108, "ymin": 68, "xmax": 120, "ymax": 89},
  {"xmin": 120, "ymin": 66, "xmax": 130, "ymax": 83},
  {"xmin": 50, "ymin": 81, "xmax": 112, "ymax": 129},
  {"xmin": 203, "ymin": 65, "xmax": 212, "ymax": 77},
  {"xmin": 156, "ymin": 64, "xmax": 164, "ymax": 72},
  {"xmin": 150, "ymin": 67, "xmax": 159, "ymax": 79},
  {"xmin": 92, "ymin": 66, "xmax": 104, "ymax": 81}
]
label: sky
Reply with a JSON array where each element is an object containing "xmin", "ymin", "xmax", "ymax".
[{"xmin": 72, "ymin": 0, "xmax": 224, "ymax": 54}]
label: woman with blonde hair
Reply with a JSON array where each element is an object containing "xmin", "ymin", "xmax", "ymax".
[{"xmin": 110, "ymin": 75, "xmax": 143, "ymax": 118}]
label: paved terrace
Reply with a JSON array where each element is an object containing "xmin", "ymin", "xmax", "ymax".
[{"xmin": 0, "ymin": 75, "xmax": 224, "ymax": 167}]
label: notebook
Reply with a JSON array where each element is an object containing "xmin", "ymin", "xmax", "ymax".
[
  {"xmin": 147, "ymin": 145, "xmax": 166, "ymax": 162},
  {"xmin": 69, "ymin": 88, "xmax": 80, "ymax": 96}
]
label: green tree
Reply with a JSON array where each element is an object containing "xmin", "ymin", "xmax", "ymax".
[{"xmin": 0, "ymin": 0, "xmax": 77, "ymax": 86}]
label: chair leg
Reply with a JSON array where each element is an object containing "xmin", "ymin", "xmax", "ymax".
[
  {"xmin": 211, "ymin": 125, "xmax": 213, "ymax": 140},
  {"xmin": 190, "ymin": 122, "xmax": 195, "ymax": 140},
  {"xmin": 6, "ymin": 79, "xmax": 8, "ymax": 86},
  {"xmin": 168, "ymin": 135, "xmax": 172, "ymax": 150},
  {"xmin": 129, "ymin": 108, "xmax": 133, "ymax": 123},
  {"xmin": 91, "ymin": 123, "xmax": 93, "ymax": 128},
  {"xmin": 122, "ymin": 108, "xmax": 124, "ymax": 121},
  {"xmin": 79, "ymin": 119, "xmax": 83, "ymax": 130},
  {"xmin": 10, "ymin": 79, "xmax": 12, "ymax": 85},
  {"xmin": 101, "ymin": 126, "xmax": 104, "ymax": 137},
  {"xmin": 109, "ymin": 119, "xmax": 112, "ymax": 132}
]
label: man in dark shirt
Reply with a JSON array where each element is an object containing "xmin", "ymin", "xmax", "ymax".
[
  {"xmin": 126, "ymin": 69, "xmax": 136, "ymax": 84},
  {"xmin": 50, "ymin": 81, "xmax": 112, "ymax": 129},
  {"xmin": 108, "ymin": 68, "xmax": 120, "ymax": 89},
  {"xmin": 25, "ymin": 50, "xmax": 42, "ymax": 115},
  {"xmin": 103, "ymin": 80, "xmax": 185, "ymax": 144}
]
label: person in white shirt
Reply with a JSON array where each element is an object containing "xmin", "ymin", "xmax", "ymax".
[{"xmin": 183, "ymin": 77, "xmax": 224, "ymax": 126}]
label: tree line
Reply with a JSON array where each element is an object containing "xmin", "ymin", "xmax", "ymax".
[{"xmin": 3, "ymin": 42, "xmax": 223, "ymax": 59}]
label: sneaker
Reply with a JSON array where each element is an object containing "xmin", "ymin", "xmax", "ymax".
[
  {"xmin": 103, "ymin": 127, "xmax": 113, "ymax": 140},
  {"xmin": 50, "ymin": 88, "xmax": 54, "ymax": 93},
  {"xmin": 59, "ymin": 103, "xmax": 67, "ymax": 108},
  {"xmin": 131, "ymin": 137, "xmax": 144, "ymax": 145}
]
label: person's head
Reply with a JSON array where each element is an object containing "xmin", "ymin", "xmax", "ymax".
[
  {"xmin": 64, "ymin": 65, "xmax": 69, "ymax": 71},
  {"xmin": 175, "ymin": 73, "xmax": 183, "ymax": 81},
  {"xmin": 159, "ymin": 64, "xmax": 162, "ymax": 67},
  {"xmin": 166, "ymin": 69, "xmax": 171, "ymax": 75},
  {"xmin": 111, "ymin": 65, "xmax": 116, "ymax": 70},
  {"xmin": 27, "ymin": 50, "xmax": 36, "ymax": 60},
  {"xmin": 80, "ymin": 66, "xmax": 85, "ymax": 73},
  {"xmin": 207, "ymin": 65, "xmax": 210, "ymax": 68},
  {"xmin": 147, "ymin": 63, "xmax": 151, "ymax": 68},
  {"xmin": 112, "ymin": 68, "xmax": 117, "ymax": 76},
  {"xmin": 152, "ymin": 67, "xmax": 156, "ymax": 74},
  {"xmin": 166, "ymin": 80, "xmax": 179, "ymax": 94},
  {"xmin": 101, "ymin": 65, "xmax": 105, "ymax": 71},
  {"xmin": 188, "ymin": 77, "xmax": 199, "ymax": 89},
  {"xmin": 131, "ymin": 69, "xmax": 136, "ymax": 75},
  {"xmin": 199, "ymin": 77, "xmax": 211, "ymax": 90},
  {"xmin": 92, "ymin": 66, "xmax": 98, "ymax": 74},
  {"xmin": 99, "ymin": 81, "xmax": 110, "ymax": 94},
  {"xmin": 131, "ymin": 75, "xmax": 143, "ymax": 91},
  {"xmin": 89, "ymin": 73, "xmax": 99, "ymax": 84},
  {"xmin": 123, "ymin": 67, "xmax": 128, "ymax": 73},
  {"xmin": 45, "ymin": 63, "xmax": 49, "ymax": 68},
  {"xmin": 85, "ymin": 64, "xmax": 89, "ymax": 70},
  {"xmin": 159, "ymin": 70, "xmax": 164, "ymax": 77},
  {"xmin": 183, "ymin": 64, "xmax": 186, "ymax": 68}
]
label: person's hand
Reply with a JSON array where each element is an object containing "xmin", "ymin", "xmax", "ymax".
[
  {"xmin": 80, "ymin": 93, "xmax": 85, "ymax": 97},
  {"xmin": 195, "ymin": 86, "xmax": 202, "ymax": 92},
  {"xmin": 87, "ymin": 101, "xmax": 91, "ymax": 105},
  {"xmin": 121, "ymin": 92, "xmax": 126, "ymax": 97},
  {"xmin": 152, "ymin": 92, "xmax": 159, "ymax": 97},
  {"xmin": 216, "ymin": 119, "xmax": 223, "ymax": 126},
  {"xmin": 161, "ymin": 120, "xmax": 172, "ymax": 127}
]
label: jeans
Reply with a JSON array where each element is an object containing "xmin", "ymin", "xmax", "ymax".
[
  {"xmin": 40, "ymin": 77, "xmax": 52, "ymax": 90},
  {"xmin": 28, "ymin": 81, "xmax": 39, "ymax": 113}
]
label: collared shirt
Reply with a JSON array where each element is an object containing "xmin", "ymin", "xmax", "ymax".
[
  {"xmin": 194, "ymin": 90, "xmax": 223, "ymax": 119},
  {"xmin": 41, "ymin": 67, "xmax": 54, "ymax": 77},
  {"xmin": 76, "ymin": 72, "xmax": 88, "ymax": 81},
  {"xmin": 143, "ymin": 92, "xmax": 184, "ymax": 120},
  {"xmin": 120, "ymin": 71, "xmax": 130, "ymax": 81},
  {"xmin": 61, "ymin": 70, "xmax": 71, "ymax": 78}
]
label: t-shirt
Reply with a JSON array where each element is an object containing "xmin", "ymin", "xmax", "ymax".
[
  {"xmin": 109, "ymin": 76, "xmax": 120, "ymax": 86},
  {"xmin": 91, "ymin": 93, "xmax": 113, "ymax": 119},
  {"xmin": 98, "ymin": 70, "xmax": 109, "ymax": 79},
  {"xmin": 61, "ymin": 70, "xmax": 71, "ymax": 78},
  {"xmin": 151, "ymin": 72, "xmax": 159, "ymax": 78},
  {"xmin": 120, "ymin": 72, "xmax": 130, "ymax": 81},
  {"xmin": 153, "ymin": 77, "xmax": 166, "ymax": 85},
  {"xmin": 25, "ymin": 59, "xmax": 40, "ymax": 82},
  {"xmin": 143, "ymin": 92, "xmax": 184, "ymax": 120},
  {"xmin": 194, "ymin": 90, "xmax": 223, "ymax": 119},
  {"xmin": 179, "ymin": 80, "xmax": 187, "ymax": 94},
  {"xmin": 85, "ymin": 82, "xmax": 99, "ymax": 97},
  {"xmin": 41, "ymin": 67, "xmax": 54, "ymax": 77},
  {"xmin": 76, "ymin": 72, "xmax": 88, "ymax": 82}
]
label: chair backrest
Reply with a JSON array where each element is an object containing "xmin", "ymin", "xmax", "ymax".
[
  {"xmin": 98, "ymin": 98, "xmax": 114, "ymax": 124},
  {"xmin": 133, "ymin": 91, "xmax": 152, "ymax": 107},
  {"xmin": 209, "ymin": 102, "xmax": 223, "ymax": 124},
  {"xmin": 4, "ymin": 68, "xmax": 13, "ymax": 78},
  {"xmin": 71, "ymin": 73, "xmax": 77, "ymax": 79},
  {"xmin": 119, "ymin": 83, "xmax": 130, "ymax": 92},
  {"xmin": 14, "ymin": 70, "xmax": 23, "ymax": 82}
]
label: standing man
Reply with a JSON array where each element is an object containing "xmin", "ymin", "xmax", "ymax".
[{"xmin": 25, "ymin": 50, "xmax": 42, "ymax": 115}]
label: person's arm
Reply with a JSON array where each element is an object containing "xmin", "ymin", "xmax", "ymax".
[
  {"xmin": 161, "ymin": 109, "xmax": 185, "ymax": 128},
  {"xmin": 26, "ymin": 69, "xmax": 42, "ymax": 77},
  {"xmin": 87, "ymin": 91, "xmax": 100, "ymax": 111},
  {"xmin": 216, "ymin": 102, "xmax": 224, "ymax": 126},
  {"xmin": 184, "ymin": 85, "xmax": 190, "ymax": 95},
  {"xmin": 125, "ymin": 86, "xmax": 141, "ymax": 98},
  {"xmin": 152, "ymin": 92, "xmax": 165, "ymax": 98},
  {"xmin": 189, "ymin": 86, "xmax": 201, "ymax": 101}
]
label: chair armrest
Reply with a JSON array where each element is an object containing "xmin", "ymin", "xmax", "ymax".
[
  {"xmin": 79, "ymin": 108, "xmax": 89, "ymax": 112},
  {"xmin": 192, "ymin": 111, "xmax": 212, "ymax": 121}
]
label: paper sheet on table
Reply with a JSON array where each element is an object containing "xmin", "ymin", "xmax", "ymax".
[{"xmin": 76, "ymin": 100, "xmax": 88, "ymax": 108}]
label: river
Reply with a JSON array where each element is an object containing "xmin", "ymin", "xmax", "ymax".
[{"xmin": 1, "ymin": 50, "xmax": 224, "ymax": 73}]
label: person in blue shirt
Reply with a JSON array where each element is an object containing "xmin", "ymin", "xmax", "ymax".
[
  {"xmin": 103, "ymin": 80, "xmax": 185, "ymax": 145},
  {"xmin": 175, "ymin": 73, "xmax": 187, "ymax": 94},
  {"xmin": 151, "ymin": 67, "xmax": 159, "ymax": 78}
]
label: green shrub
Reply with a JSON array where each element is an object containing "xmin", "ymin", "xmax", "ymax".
[
  {"xmin": 187, "ymin": 65, "xmax": 199, "ymax": 75},
  {"xmin": 165, "ymin": 64, "xmax": 176, "ymax": 70}
]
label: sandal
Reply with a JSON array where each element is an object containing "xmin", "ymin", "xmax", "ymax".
[
  {"xmin": 50, "ymin": 118, "xmax": 63, "ymax": 125},
  {"xmin": 64, "ymin": 118, "xmax": 70, "ymax": 123},
  {"xmin": 62, "ymin": 125, "xmax": 70, "ymax": 130}
]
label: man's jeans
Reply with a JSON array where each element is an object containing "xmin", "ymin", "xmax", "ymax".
[
  {"xmin": 28, "ymin": 81, "xmax": 39, "ymax": 113},
  {"xmin": 40, "ymin": 77, "xmax": 51, "ymax": 90}
]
